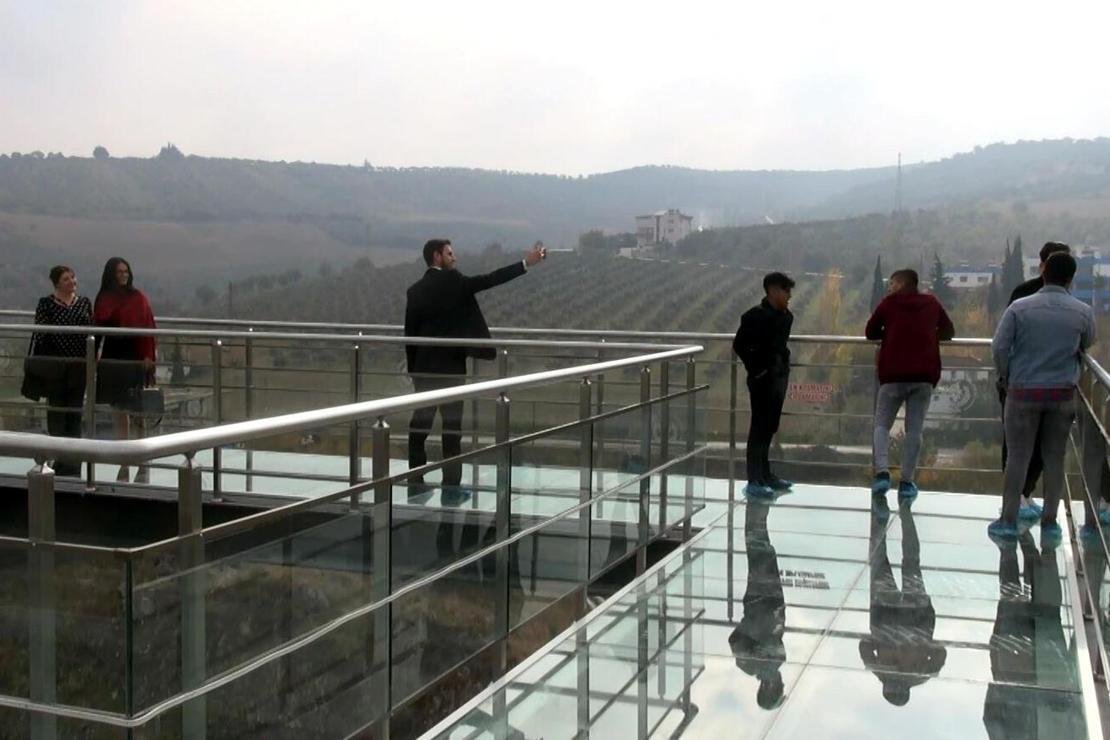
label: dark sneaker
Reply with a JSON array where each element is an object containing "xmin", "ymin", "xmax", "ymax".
[
  {"xmin": 743, "ymin": 482, "xmax": 775, "ymax": 498},
  {"xmin": 987, "ymin": 519, "xmax": 1019, "ymax": 542},
  {"xmin": 407, "ymin": 481, "xmax": 435, "ymax": 505},
  {"xmin": 1040, "ymin": 521, "xmax": 1063, "ymax": 549},
  {"xmin": 897, "ymin": 480, "xmax": 918, "ymax": 502},
  {"xmin": 768, "ymin": 477, "xmax": 793, "ymax": 492},
  {"xmin": 441, "ymin": 486, "xmax": 474, "ymax": 507},
  {"xmin": 1018, "ymin": 499, "xmax": 1043, "ymax": 521},
  {"xmin": 871, "ymin": 472, "xmax": 891, "ymax": 496}
]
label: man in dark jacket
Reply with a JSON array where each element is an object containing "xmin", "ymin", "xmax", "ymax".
[
  {"xmin": 405, "ymin": 238, "xmax": 545, "ymax": 502},
  {"xmin": 865, "ymin": 269, "xmax": 955, "ymax": 501},
  {"xmin": 999, "ymin": 241, "xmax": 1070, "ymax": 521},
  {"xmin": 734, "ymin": 272, "xmax": 795, "ymax": 497}
]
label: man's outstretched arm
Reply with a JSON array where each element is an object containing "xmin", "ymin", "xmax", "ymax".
[{"xmin": 462, "ymin": 242, "xmax": 546, "ymax": 294}]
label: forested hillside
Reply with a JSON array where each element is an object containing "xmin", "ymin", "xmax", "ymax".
[{"xmin": 3, "ymin": 137, "xmax": 1110, "ymax": 318}]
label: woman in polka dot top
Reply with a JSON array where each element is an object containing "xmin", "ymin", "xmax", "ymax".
[{"xmin": 32, "ymin": 265, "xmax": 93, "ymax": 477}]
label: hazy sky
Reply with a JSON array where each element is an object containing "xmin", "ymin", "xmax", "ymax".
[{"xmin": 3, "ymin": 1, "xmax": 1109, "ymax": 174}]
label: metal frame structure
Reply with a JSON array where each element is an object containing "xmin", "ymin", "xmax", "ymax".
[{"xmin": 0, "ymin": 342, "xmax": 707, "ymax": 739}]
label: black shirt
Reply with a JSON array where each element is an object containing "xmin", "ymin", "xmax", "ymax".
[
  {"xmin": 1009, "ymin": 276, "xmax": 1043, "ymax": 305},
  {"xmin": 733, "ymin": 299, "xmax": 794, "ymax": 378},
  {"xmin": 33, "ymin": 295, "xmax": 92, "ymax": 358}
]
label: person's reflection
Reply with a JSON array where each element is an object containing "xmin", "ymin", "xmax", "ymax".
[
  {"xmin": 982, "ymin": 531, "xmax": 1039, "ymax": 737},
  {"xmin": 983, "ymin": 531, "xmax": 1078, "ymax": 739},
  {"xmin": 858, "ymin": 500, "xmax": 946, "ymax": 705},
  {"xmin": 728, "ymin": 499, "xmax": 786, "ymax": 710}
]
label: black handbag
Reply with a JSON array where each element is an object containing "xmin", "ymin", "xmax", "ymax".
[
  {"xmin": 21, "ymin": 334, "xmax": 65, "ymax": 402},
  {"xmin": 128, "ymin": 385, "xmax": 165, "ymax": 419}
]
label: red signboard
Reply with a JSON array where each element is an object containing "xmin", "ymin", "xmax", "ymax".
[{"xmin": 788, "ymin": 383, "xmax": 835, "ymax": 403}]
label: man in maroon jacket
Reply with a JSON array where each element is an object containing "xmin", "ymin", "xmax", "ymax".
[{"xmin": 865, "ymin": 269, "xmax": 956, "ymax": 501}]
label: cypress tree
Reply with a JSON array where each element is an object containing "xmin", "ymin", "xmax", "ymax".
[
  {"xmin": 930, "ymin": 253, "xmax": 955, "ymax": 307},
  {"xmin": 870, "ymin": 256, "xmax": 885, "ymax": 310}
]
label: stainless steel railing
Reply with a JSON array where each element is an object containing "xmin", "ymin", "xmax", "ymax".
[
  {"xmin": 0, "ymin": 316, "xmax": 1000, "ymax": 497},
  {"xmin": 0, "ymin": 342, "xmax": 708, "ymax": 738}
]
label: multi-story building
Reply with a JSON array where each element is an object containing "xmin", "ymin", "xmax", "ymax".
[
  {"xmin": 1025, "ymin": 248, "xmax": 1110, "ymax": 311},
  {"xmin": 635, "ymin": 209, "xmax": 693, "ymax": 247}
]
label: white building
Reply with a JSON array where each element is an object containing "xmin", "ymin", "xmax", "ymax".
[
  {"xmin": 944, "ymin": 267, "xmax": 995, "ymax": 289},
  {"xmin": 635, "ymin": 209, "xmax": 693, "ymax": 247}
]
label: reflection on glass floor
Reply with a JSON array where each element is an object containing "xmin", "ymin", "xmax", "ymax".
[{"xmin": 431, "ymin": 484, "xmax": 1096, "ymax": 739}]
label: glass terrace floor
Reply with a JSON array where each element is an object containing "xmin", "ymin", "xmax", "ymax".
[{"xmin": 430, "ymin": 484, "xmax": 1099, "ymax": 739}]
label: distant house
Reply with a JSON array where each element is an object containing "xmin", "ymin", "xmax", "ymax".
[
  {"xmin": 635, "ymin": 209, "xmax": 693, "ymax": 247},
  {"xmin": 1023, "ymin": 248, "xmax": 1110, "ymax": 310},
  {"xmin": 944, "ymin": 265, "xmax": 997, "ymax": 289}
]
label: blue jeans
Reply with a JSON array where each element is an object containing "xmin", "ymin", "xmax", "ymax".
[{"xmin": 873, "ymin": 382, "xmax": 933, "ymax": 482}]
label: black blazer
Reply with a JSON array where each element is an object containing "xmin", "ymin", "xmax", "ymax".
[{"xmin": 405, "ymin": 262, "xmax": 527, "ymax": 374}]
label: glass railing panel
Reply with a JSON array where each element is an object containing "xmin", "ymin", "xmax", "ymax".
[
  {"xmin": 509, "ymin": 441, "xmax": 584, "ymax": 629},
  {"xmin": 0, "ymin": 538, "xmax": 29, "ymax": 698},
  {"xmin": 390, "ymin": 547, "xmax": 499, "ymax": 711},
  {"xmin": 590, "ymin": 405, "xmax": 647, "ymax": 578},
  {"xmin": 54, "ymin": 547, "xmax": 128, "ymax": 713},
  {"xmin": 128, "ymin": 487, "xmax": 379, "ymax": 713},
  {"xmin": 390, "ymin": 445, "xmax": 503, "ymax": 590}
]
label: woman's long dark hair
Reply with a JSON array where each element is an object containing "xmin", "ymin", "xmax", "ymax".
[{"xmin": 97, "ymin": 257, "xmax": 135, "ymax": 301}]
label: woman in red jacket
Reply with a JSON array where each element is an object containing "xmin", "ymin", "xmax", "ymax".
[{"xmin": 94, "ymin": 257, "xmax": 157, "ymax": 482}]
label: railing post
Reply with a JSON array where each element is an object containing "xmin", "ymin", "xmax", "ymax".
[
  {"xmin": 658, "ymin": 362, "xmax": 671, "ymax": 536},
  {"xmin": 84, "ymin": 334, "xmax": 97, "ymax": 492},
  {"xmin": 28, "ymin": 460, "xmax": 56, "ymax": 740},
  {"xmin": 493, "ymin": 392, "xmax": 512, "ymax": 736},
  {"xmin": 244, "ymin": 329, "xmax": 254, "ymax": 493},
  {"xmin": 728, "ymin": 353, "xmax": 738, "ymax": 506},
  {"xmin": 595, "ymin": 345, "xmax": 607, "ymax": 515},
  {"xmin": 370, "ymin": 418, "xmax": 392, "ymax": 738},
  {"xmin": 578, "ymin": 378, "xmax": 593, "ymax": 610},
  {"xmin": 470, "ymin": 357, "xmax": 480, "ymax": 493},
  {"xmin": 684, "ymin": 357, "xmax": 696, "ymax": 541},
  {"xmin": 210, "ymin": 340, "xmax": 223, "ymax": 501},
  {"xmin": 637, "ymin": 365, "xmax": 651, "ymax": 576},
  {"xmin": 178, "ymin": 453, "xmax": 206, "ymax": 739},
  {"xmin": 349, "ymin": 341, "xmax": 362, "ymax": 489},
  {"xmin": 495, "ymin": 392, "xmax": 512, "ymax": 650}
]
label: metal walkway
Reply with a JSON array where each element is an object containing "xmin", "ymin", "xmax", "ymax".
[{"xmin": 428, "ymin": 484, "xmax": 1104, "ymax": 739}]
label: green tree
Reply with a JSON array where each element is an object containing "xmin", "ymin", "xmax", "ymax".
[
  {"xmin": 930, "ymin": 253, "xmax": 955, "ymax": 307},
  {"xmin": 987, "ymin": 273, "xmax": 1002, "ymax": 321},
  {"xmin": 869, "ymin": 255, "xmax": 885, "ymax": 310},
  {"xmin": 92, "ymin": 145, "xmax": 110, "ymax": 160}
]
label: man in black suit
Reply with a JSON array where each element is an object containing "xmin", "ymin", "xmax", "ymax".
[{"xmin": 405, "ymin": 238, "xmax": 546, "ymax": 503}]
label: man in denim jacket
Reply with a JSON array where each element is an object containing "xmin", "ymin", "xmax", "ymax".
[{"xmin": 989, "ymin": 253, "xmax": 1096, "ymax": 542}]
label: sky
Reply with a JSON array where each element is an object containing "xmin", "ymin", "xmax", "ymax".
[{"xmin": 3, "ymin": 0, "xmax": 1109, "ymax": 175}]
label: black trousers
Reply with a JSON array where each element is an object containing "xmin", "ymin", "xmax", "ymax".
[
  {"xmin": 1000, "ymin": 393, "xmax": 1043, "ymax": 498},
  {"xmin": 46, "ymin": 364, "xmax": 86, "ymax": 476},
  {"xmin": 408, "ymin": 373, "xmax": 465, "ymax": 487},
  {"xmin": 747, "ymin": 373, "xmax": 788, "ymax": 484}
]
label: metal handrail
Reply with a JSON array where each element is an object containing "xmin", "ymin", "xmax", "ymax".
[
  {"xmin": 0, "ymin": 322, "xmax": 691, "ymax": 352},
  {"xmin": 0, "ymin": 345, "xmax": 701, "ymax": 464},
  {"xmin": 0, "ymin": 309, "xmax": 995, "ymax": 346}
]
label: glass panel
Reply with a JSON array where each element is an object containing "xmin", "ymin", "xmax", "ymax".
[
  {"xmin": 391, "ymin": 549, "xmax": 498, "ymax": 707},
  {"xmin": 54, "ymin": 547, "xmax": 128, "ymax": 712},
  {"xmin": 129, "ymin": 495, "xmax": 378, "ymax": 713},
  {"xmin": 0, "ymin": 538, "xmax": 29, "ymax": 698}
]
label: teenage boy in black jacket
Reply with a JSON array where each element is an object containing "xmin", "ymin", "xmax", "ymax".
[{"xmin": 734, "ymin": 272, "xmax": 796, "ymax": 496}]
